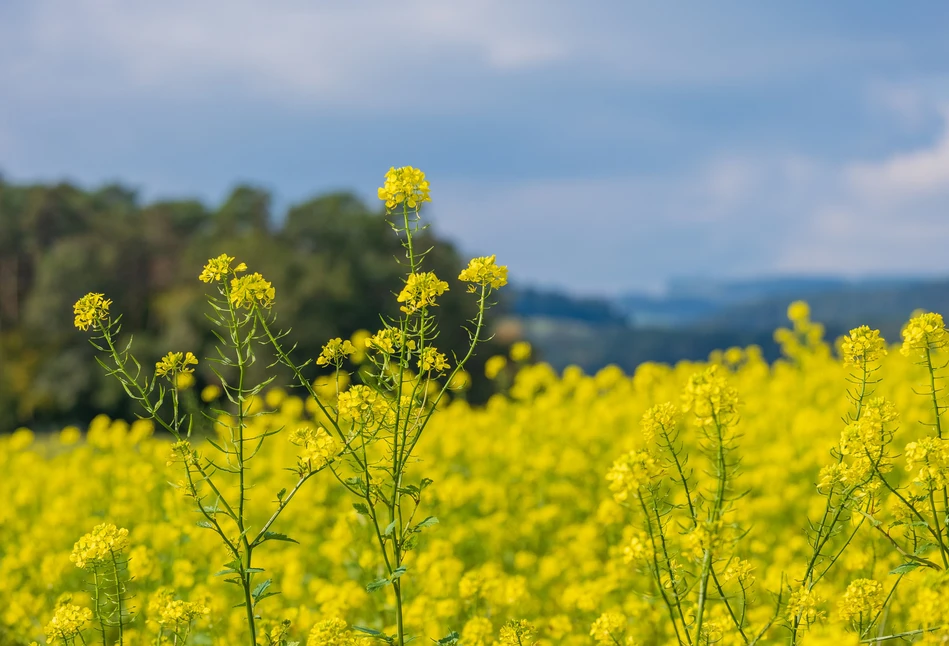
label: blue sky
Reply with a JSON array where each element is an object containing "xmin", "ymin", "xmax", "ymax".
[{"xmin": 3, "ymin": 2, "xmax": 949, "ymax": 294}]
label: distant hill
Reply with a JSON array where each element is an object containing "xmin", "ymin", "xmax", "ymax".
[{"xmin": 509, "ymin": 275, "xmax": 949, "ymax": 373}]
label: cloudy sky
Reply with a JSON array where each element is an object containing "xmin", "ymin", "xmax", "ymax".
[{"xmin": 3, "ymin": 2, "xmax": 949, "ymax": 294}]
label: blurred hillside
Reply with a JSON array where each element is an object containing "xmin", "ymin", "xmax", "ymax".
[
  {"xmin": 0, "ymin": 179, "xmax": 507, "ymax": 432},
  {"xmin": 508, "ymin": 277, "xmax": 949, "ymax": 373}
]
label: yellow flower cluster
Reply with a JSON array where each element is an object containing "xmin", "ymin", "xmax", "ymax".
[
  {"xmin": 681, "ymin": 364, "xmax": 739, "ymax": 426},
  {"xmin": 229, "ymin": 272, "xmax": 275, "ymax": 309},
  {"xmin": 155, "ymin": 351, "xmax": 198, "ymax": 378},
  {"xmin": 306, "ymin": 617, "xmax": 357, "ymax": 646},
  {"xmin": 606, "ymin": 449, "xmax": 663, "ymax": 502},
  {"xmin": 397, "ymin": 271, "xmax": 449, "ymax": 314},
  {"xmin": 69, "ymin": 523, "xmax": 130, "ymax": 569},
  {"xmin": 499, "ymin": 619, "xmax": 536, "ymax": 646},
  {"xmin": 418, "ymin": 347, "xmax": 450, "ymax": 373},
  {"xmin": 841, "ymin": 325, "xmax": 887, "ymax": 366},
  {"xmin": 72, "ymin": 292, "xmax": 112, "ymax": 331},
  {"xmin": 837, "ymin": 578, "xmax": 884, "ymax": 628},
  {"xmin": 199, "ymin": 253, "xmax": 246, "ymax": 283},
  {"xmin": 904, "ymin": 436, "xmax": 949, "ymax": 489},
  {"xmin": 787, "ymin": 586, "xmax": 826, "ymax": 629},
  {"xmin": 317, "ymin": 338, "xmax": 356, "ymax": 367},
  {"xmin": 336, "ymin": 385, "xmax": 385, "ymax": 423},
  {"xmin": 458, "ymin": 255, "xmax": 508, "ymax": 291},
  {"xmin": 590, "ymin": 611, "xmax": 631, "ymax": 645},
  {"xmin": 289, "ymin": 426, "xmax": 338, "ymax": 472},
  {"xmin": 901, "ymin": 311, "xmax": 947, "ymax": 357},
  {"xmin": 839, "ymin": 396, "xmax": 898, "ymax": 458},
  {"xmin": 377, "ymin": 166, "xmax": 431, "ymax": 211},
  {"xmin": 639, "ymin": 402, "xmax": 677, "ymax": 445},
  {"xmin": 44, "ymin": 600, "xmax": 92, "ymax": 643},
  {"xmin": 150, "ymin": 588, "xmax": 209, "ymax": 626}
]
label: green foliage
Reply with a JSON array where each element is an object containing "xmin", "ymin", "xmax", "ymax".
[{"xmin": 0, "ymin": 180, "xmax": 503, "ymax": 431}]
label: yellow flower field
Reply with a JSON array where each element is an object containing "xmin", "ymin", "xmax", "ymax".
[
  {"xmin": 5, "ymin": 304, "xmax": 949, "ymax": 645},
  {"xmin": 5, "ymin": 167, "xmax": 949, "ymax": 645}
]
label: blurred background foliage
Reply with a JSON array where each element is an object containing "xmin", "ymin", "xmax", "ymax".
[{"xmin": 0, "ymin": 179, "xmax": 510, "ymax": 432}]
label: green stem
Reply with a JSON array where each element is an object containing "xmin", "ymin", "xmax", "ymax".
[{"xmin": 111, "ymin": 553, "xmax": 125, "ymax": 645}]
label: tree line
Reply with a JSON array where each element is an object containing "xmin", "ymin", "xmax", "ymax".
[{"xmin": 0, "ymin": 179, "xmax": 506, "ymax": 432}]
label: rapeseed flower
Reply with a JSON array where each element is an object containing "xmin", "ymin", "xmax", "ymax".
[
  {"xmin": 838, "ymin": 579, "xmax": 883, "ymax": 630},
  {"xmin": 378, "ymin": 166, "xmax": 431, "ymax": 211},
  {"xmin": 306, "ymin": 617, "xmax": 357, "ymax": 646},
  {"xmin": 44, "ymin": 599, "xmax": 92, "ymax": 644},
  {"xmin": 458, "ymin": 255, "xmax": 508, "ymax": 291},
  {"xmin": 199, "ymin": 253, "xmax": 246, "ymax": 283},
  {"xmin": 317, "ymin": 338, "xmax": 356, "ymax": 366},
  {"xmin": 841, "ymin": 325, "xmax": 887, "ymax": 366},
  {"xmin": 155, "ymin": 351, "xmax": 198, "ymax": 378},
  {"xmin": 70, "ymin": 523, "xmax": 130, "ymax": 569},
  {"xmin": 73, "ymin": 292, "xmax": 111, "ymax": 331},
  {"xmin": 901, "ymin": 312, "xmax": 947, "ymax": 357},
  {"xmin": 229, "ymin": 272, "xmax": 275, "ymax": 309},
  {"xmin": 397, "ymin": 271, "xmax": 449, "ymax": 314}
]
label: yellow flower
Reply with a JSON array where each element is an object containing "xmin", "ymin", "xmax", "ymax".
[
  {"xmin": 499, "ymin": 619, "xmax": 536, "ymax": 646},
  {"xmin": 485, "ymin": 355, "xmax": 507, "ymax": 379},
  {"xmin": 838, "ymin": 579, "xmax": 884, "ymax": 630},
  {"xmin": 681, "ymin": 365, "xmax": 739, "ymax": 427},
  {"xmin": 461, "ymin": 617, "xmax": 494, "ymax": 646},
  {"xmin": 199, "ymin": 253, "xmax": 246, "ymax": 283},
  {"xmin": 640, "ymin": 402, "xmax": 678, "ymax": 445},
  {"xmin": 336, "ymin": 385, "xmax": 384, "ymax": 423},
  {"xmin": 905, "ymin": 437, "xmax": 949, "ymax": 490},
  {"xmin": 787, "ymin": 300, "xmax": 810, "ymax": 323},
  {"xmin": 397, "ymin": 272, "xmax": 449, "ymax": 314},
  {"xmin": 841, "ymin": 326, "xmax": 887, "ymax": 366},
  {"xmin": 148, "ymin": 588, "xmax": 209, "ymax": 626},
  {"xmin": 289, "ymin": 426, "xmax": 338, "ymax": 472},
  {"xmin": 590, "ymin": 612, "xmax": 627, "ymax": 644},
  {"xmin": 510, "ymin": 341, "xmax": 532, "ymax": 362},
  {"xmin": 200, "ymin": 384, "xmax": 222, "ymax": 402},
  {"xmin": 229, "ymin": 272, "xmax": 275, "ymax": 309},
  {"xmin": 418, "ymin": 347, "xmax": 450, "ymax": 373},
  {"xmin": 901, "ymin": 312, "xmax": 947, "ymax": 357},
  {"xmin": 458, "ymin": 255, "xmax": 508, "ymax": 291},
  {"xmin": 70, "ymin": 523, "xmax": 130, "ymax": 569},
  {"xmin": 73, "ymin": 292, "xmax": 112, "ymax": 331},
  {"xmin": 606, "ymin": 449, "xmax": 663, "ymax": 502},
  {"xmin": 44, "ymin": 599, "xmax": 92, "ymax": 644},
  {"xmin": 155, "ymin": 351, "xmax": 198, "ymax": 378},
  {"xmin": 317, "ymin": 338, "xmax": 357, "ymax": 367},
  {"xmin": 377, "ymin": 166, "xmax": 431, "ymax": 211},
  {"xmin": 787, "ymin": 586, "xmax": 825, "ymax": 629},
  {"xmin": 307, "ymin": 617, "xmax": 357, "ymax": 646}
]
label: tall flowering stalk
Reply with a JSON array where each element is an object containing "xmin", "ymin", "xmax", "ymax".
[
  {"xmin": 260, "ymin": 166, "xmax": 506, "ymax": 645},
  {"xmin": 606, "ymin": 366, "xmax": 770, "ymax": 645},
  {"xmin": 75, "ymin": 255, "xmax": 332, "ymax": 645}
]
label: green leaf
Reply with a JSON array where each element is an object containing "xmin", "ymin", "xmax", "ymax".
[
  {"xmin": 390, "ymin": 565, "xmax": 407, "ymax": 580},
  {"xmin": 252, "ymin": 579, "xmax": 272, "ymax": 601},
  {"xmin": 353, "ymin": 502, "xmax": 370, "ymax": 516},
  {"xmin": 414, "ymin": 516, "xmax": 439, "ymax": 531},
  {"xmin": 258, "ymin": 531, "xmax": 299, "ymax": 545},
  {"xmin": 366, "ymin": 577, "xmax": 391, "ymax": 592},
  {"xmin": 890, "ymin": 562, "xmax": 922, "ymax": 575},
  {"xmin": 197, "ymin": 521, "xmax": 215, "ymax": 530},
  {"xmin": 276, "ymin": 488, "xmax": 287, "ymax": 502},
  {"xmin": 383, "ymin": 521, "xmax": 397, "ymax": 537}
]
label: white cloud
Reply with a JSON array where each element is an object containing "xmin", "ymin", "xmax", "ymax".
[
  {"xmin": 0, "ymin": 1, "xmax": 897, "ymax": 108},
  {"xmin": 846, "ymin": 110, "xmax": 949, "ymax": 201}
]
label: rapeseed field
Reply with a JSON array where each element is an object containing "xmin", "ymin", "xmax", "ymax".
[{"xmin": 4, "ymin": 168, "xmax": 949, "ymax": 645}]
